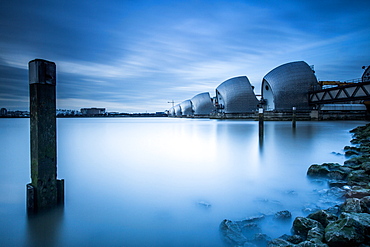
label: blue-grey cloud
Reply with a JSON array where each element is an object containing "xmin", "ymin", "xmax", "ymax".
[{"xmin": 0, "ymin": 0, "xmax": 369, "ymax": 112}]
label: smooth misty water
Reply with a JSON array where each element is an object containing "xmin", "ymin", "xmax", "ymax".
[{"xmin": 0, "ymin": 118, "xmax": 367, "ymax": 246}]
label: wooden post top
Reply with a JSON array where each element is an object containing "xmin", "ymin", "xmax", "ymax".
[{"xmin": 29, "ymin": 59, "xmax": 56, "ymax": 85}]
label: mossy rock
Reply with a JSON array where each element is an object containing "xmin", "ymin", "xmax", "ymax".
[
  {"xmin": 308, "ymin": 210, "xmax": 338, "ymax": 228},
  {"xmin": 325, "ymin": 212, "xmax": 370, "ymax": 246},
  {"xmin": 347, "ymin": 170, "xmax": 370, "ymax": 186},
  {"xmin": 292, "ymin": 217, "xmax": 324, "ymax": 238},
  {"xmin": 307, "ymin": 164, "xmax": 330, "ymax": 178},
  {"xmin": 345, "ymin": 154, "xmax": 370, "ymax": 166}
]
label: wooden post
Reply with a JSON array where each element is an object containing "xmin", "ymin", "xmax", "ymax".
[
  {"xmin": 259, "ymin": 108, "xmax": 264, "ymax": 140},
  {"xmin": 292, "ymin": 107, "xmax": 296, "ymax": 128},
  {"xmin": 27, "ymin": 59, "xmax": 64, "ymax": 214}
]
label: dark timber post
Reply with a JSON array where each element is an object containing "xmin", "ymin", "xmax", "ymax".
[
  {"xmin": 258, "ymin": 108, "xmax": 264, "ymax": 139},
  {"xmin": 292, "ymin": 107, "xmax": 296, "ymax": 128},
  {"xmin": 27, "ymin": 59, "xmax": 64, "ymax": 214}
]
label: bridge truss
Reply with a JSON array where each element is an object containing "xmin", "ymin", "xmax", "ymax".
[{"xmin": 309, "ymin": 81, "xmax": 370, "ymax": 105}]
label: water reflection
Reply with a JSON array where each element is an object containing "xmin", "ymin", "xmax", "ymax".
[
  {"xmin": 26, "ymin": 206, "xmax": 64, "ymax": 247},
  {"xmin": 0, "ymin": 118, "xmax": 367, "ymax": 246}
]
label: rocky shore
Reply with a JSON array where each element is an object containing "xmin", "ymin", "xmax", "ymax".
[{"xmin": 220, "ymin": 123, "xmax": 370, "ymax": 247}]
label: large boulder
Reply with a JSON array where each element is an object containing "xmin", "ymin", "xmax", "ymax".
[
  {"xmin": 345, "ymin": 155, "xmax": 370, "ymax": 166},
  {"xmin": 280, "ymin": 234, "xmax": 304, "ymax": 244},
  {"xmin": 250, "ymin": 233, "xmax": 271, "ymax": 246},
  {"xmin": 361, "ymin": 196, "xmax": 370, "ymax": 213},
  {"xmin": 219, "ymin": 216, "xmax": 265, "ymax": 246},
  {"xmin": 267, "ymin": 238, "xmax": 295, "ymax": 247},
  {"xmin": 341, "ymin": 198, "xmax": 363, "ymax": 213},
  {"xmin": 307, "ymin": 163, "xmax": 351, "ymax": 180},
  {"xmin": 347, "ymin": 170, "xmax": 370, "ymax": 186},
  {"xmin": 307, "ymin": 210, "xmax": 338, "ymax": 228},
  {"xmin": 324, "ymin": 212, "xmax": 370, "ymax": 246},
  {"xmin": 274, "ymin": 210, "xmax": 292, "ymax": 221},
  {"xmin": 345, "ymin": 188, "xmax": 370, "ymax": 199},
  {"xmin": 361, "ymin": 162, "xmax": 370, "ymax": 174},
  {"xmin": 307, "ymin": 164, "xmax": 330, "ymax": 178},
  {"xmin": 306, "ymin": 226, "xmax": 325, "ymax": 242},
  {"xmin": 219, "ymin": 219, "xmax": 247, "ymax": 246},
  {"xmin": 296, "ymin": 240, "xmax": 328, "ymax": 247},
  {"xmin": 292, "ymin": 217, "xmax": 324, "ymax": 239}
]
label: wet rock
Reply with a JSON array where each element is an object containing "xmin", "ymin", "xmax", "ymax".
[
  {"xmin": 243, "ymin": 214, "xmax": 266, "ymax": 223},
  {"xmin": 341, "ymin": 198, "xmax": 363, "ymax": 213},
  {"xmin": 360, "ymin": 196, "xmax": 370, "ymax": 213},
  {"xmin": 197, "ymin": 201, "xmax": 211, "ymax": 208},
  {"xmin": 343, "ymin": 162, "xmax": 363, "ymax": 170},
  {"xmin": 345, "ymin": 155, "xmax": 370, "ymax": 166},
  {"xmin": 328, "ymin": 180, "xmax": 348, "ymax": 188},
  {"xmin": 250, "ymin": 233, "xmax": 271, "ymax": 246},
  {"xmin": 362, "ymin": 162, "xmax": 370, "ymax": 174},
  {"xmin": 274, "ymin": 210, "xmax": 292, "ymax": 221},
  {"xmin": 346, "ymin": 188, "xmax": 370, "ymax": 199},
  {"xmin": 296, "ymin": 240, "xmax": 328, "ymax": 247},
  {"xmin": 219, "ymin": 216, "xmax": 266, "ymax": 246},
  {"xmin": 302, "ymin": 203, "xmax": 321, "ymax": 214},
  {"xmin": 307, "ymin": 163, "xmax": 351, "ymax": 180},
  {"xmin": 242, "ymin": 242, "xmax": 257, "ymax": 247},
  {"xmin": 345, "ymin": 150, "xmax": 360, "ymax": 157},
  {"xmin": 327, "ymin": 169, "xmax": 349, "ymax": 180},
  {"xmin": 316, "ymin": 187, "xmax": 346, "ymax": 206},
  {"xmin": 307, "ymin": 164, "xmax": 330, "ymax": 178},
  {"xmin": 267, "ymin": 238, "xmax": 295, "ymax": 247},
  {"xmin": 292, "ymin": 217, "xmax": 324, "ymax": 238},
  {"xmin": 307, "ymin": 226, "xmax": 325, "ymax": 242},
  {"xmin": 219, "ymin": 219, "xmax": 248, "ymax": 246},
  {"xmin": 324, "ymin": 212, "xmax": 370, "ymax": 246},
  {"xmin": 325, "ymin": 205, "xmax": 341, "ymax": 216},
  {"xmin": 331, "ymin": 151, "xmax": 342, "ymax": 156},
  {"xmin": 307, "ymin": 210, "xmax": 338, "ymax": 228},
  {"xmin": 344, "ymin": 145, "xmax": 359, "ymax": 151},
  {"xmin": 280, "ymin": 234, "xmax": 303, "ymax": 244},
  {"xmin": 347, "ymin": 170, "xmax": 370, "ymax": 186}
]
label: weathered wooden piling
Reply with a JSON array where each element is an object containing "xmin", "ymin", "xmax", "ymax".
[
  {"xmin": 27, "ymin": 59, "xmax": 64, "ymax": 214},
  {"xmin": 258, "ymin": 108, "xmax": 264, "ymax": 140},
  {"xmin": 292, "ymin": 107, "xmax": 296, "ymax": 128}
]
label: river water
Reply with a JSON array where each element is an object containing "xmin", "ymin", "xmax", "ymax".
[{"xmin": 0, "ymin": 118, "xmax": 367, "ymax": 246}]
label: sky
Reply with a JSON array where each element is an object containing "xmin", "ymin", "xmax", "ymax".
[{"xmin": 0, "ymin": 0, "xmax": 369, "ymax": 113}]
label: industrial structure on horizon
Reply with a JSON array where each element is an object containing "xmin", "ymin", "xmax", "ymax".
[{"xmin": 167, "ymin": 61, "xmax": 370, "ymax": 119}]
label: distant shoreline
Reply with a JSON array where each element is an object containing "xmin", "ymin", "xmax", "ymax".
[{"xmin": 0, "ymin": 114, "xmax": 169, "ymax": 118}]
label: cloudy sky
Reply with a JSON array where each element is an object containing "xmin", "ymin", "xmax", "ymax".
[{"xmin": 1, "ymin": 0, "xmax": 369, "ymax": 113}]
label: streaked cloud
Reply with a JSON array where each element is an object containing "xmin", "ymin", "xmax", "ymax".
[{"xmin": 0, "ymin": 0, "xmax": 369, "ymax": 112}]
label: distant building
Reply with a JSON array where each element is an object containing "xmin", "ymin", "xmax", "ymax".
[
  {"xmin": 262, "ymin": 61, "xmax": 319, "ymax": 111},
  {"xmin": 0, "ymin": 108, "xmax": 7, "ymax": 116},
  {"xmin": 190, "ymin": 92, "xmax": 215, "ymax": 116},
  {"xmin": 215, "ymin": 76, "xmax": 259, "ymax": 114},
  {"xmin": 80, "ymin": 108, "xmax": 106, "ymax": 116}
]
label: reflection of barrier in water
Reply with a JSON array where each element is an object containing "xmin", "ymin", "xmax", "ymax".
[{"xmin": 26, "ymin": 59, "xmax": 64, "ymax": 214}]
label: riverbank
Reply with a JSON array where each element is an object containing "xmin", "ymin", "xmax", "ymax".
[{"xmin": 220, "ymin": 123, "xmax": 370, "ymax": 247}]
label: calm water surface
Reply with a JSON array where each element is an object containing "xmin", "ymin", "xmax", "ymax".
[{"xmin": 0, "ymin": 118, "xmax": 367, "ymax": 246}]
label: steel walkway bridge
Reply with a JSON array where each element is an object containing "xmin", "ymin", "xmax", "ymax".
[{"xmin": 309, "ymin": 80, "xmax": 370, "ymax": 105}]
